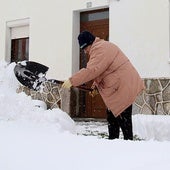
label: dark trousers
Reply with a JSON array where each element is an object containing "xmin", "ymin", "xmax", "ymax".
[{"xmin": 107, "ymin": 105, "xmax": 133, "ymax": 140}]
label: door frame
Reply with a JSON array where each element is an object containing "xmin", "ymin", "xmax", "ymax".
[{"xmin": 71, "ymin": 8, "xmax": 109, "ymax": 118}]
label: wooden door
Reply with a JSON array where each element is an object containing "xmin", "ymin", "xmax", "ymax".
[{"xmin": 79, "ymin": 9, "xmax": 109, "ymax": 118}]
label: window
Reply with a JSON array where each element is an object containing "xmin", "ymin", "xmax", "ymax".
[
  {"xmin": 80, "ymin": 10, "xmax": 109, "ymax": 22},
  {"xmin": 6, "ymin": 18, "xmax": 29, "ymax": 63},
  {"xmin": 11, "ymin": 37, "xmax": 29, "ymax": 62}
]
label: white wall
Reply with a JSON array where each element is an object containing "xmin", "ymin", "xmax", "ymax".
[
  {"xmin": 28, "ymin": 1, "xmax": 74, "ymax": 80},
  {"xmin": 110, "ymin": 0, "xmax": 170, "ymax": 78},
  {"xmin": 0, "ymin": 1, "xmax": 74, "ymax": 80},
  {"xmin": 0, "ymin": 0, "xmax": 169, "ymax": 80}
]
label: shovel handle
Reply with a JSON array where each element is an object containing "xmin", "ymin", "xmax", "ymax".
[{"xmin": 76, "ymin": 85, "xmax": 93, "ymax": 92}]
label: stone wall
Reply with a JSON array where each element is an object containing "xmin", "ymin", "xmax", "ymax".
[
  {"xmin": 17, "ymin": 81, "xmax": 71, "ymax": 114},
  {"xmin": 133, "ymin": 78, "xmax": 170, "ymax": 115},
  {"xmin": 17, "ymin": 78, "xmax": 170, "ymax": 116}
]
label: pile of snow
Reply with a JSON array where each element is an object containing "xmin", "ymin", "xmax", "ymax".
[
  {"xmin": 133, "ymin": 114, "xmax": 170, "ymax": 141},
  {"xmin": 0, "ymin": 60, "xmax": 75, "ymax": 133}
]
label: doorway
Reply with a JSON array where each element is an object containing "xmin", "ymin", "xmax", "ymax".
[{"xmin": 78, "ymin": 8, "xmax": 109, "ymax": 118}]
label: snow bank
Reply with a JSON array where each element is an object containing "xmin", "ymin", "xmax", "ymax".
[
  {"xmin": 133, "ymin": 114, "xmax": 170, "ymax": 141},
  {"xmin": 0, "ymin": 61, "xmax": 75, "ymax": 133}
]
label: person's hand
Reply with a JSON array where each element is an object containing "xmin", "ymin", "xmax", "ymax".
[
  {"xmin": 89, "ymin": 89, "xmax": 99, "ymax": 97},
  {"xmin": 62, "ymin": 79, "xmax": 72, "ymax": 88}
]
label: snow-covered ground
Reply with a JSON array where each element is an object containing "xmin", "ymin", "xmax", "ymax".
[{"xmin": 0, "ymin": 61, "xmax": 170, "ymax": 170}]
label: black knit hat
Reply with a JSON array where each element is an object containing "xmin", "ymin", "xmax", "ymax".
[{"xmin": 78, "ymin": 31, "xmax": 95, "ymax": 49}]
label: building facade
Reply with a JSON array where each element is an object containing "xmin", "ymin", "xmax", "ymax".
[{"xmin": 0, "ymin": 0, "xmax": 169, "ymax": 117}]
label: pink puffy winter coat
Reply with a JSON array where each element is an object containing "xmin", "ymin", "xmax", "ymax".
[{"xmin": 70, "ymin": 37, "xmax": 145, "ymax": 117}]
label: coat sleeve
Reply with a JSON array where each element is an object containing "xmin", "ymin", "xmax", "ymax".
[{"xmin": 70, "ymin": 49, "xmax": 112, "ymax": 86}]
